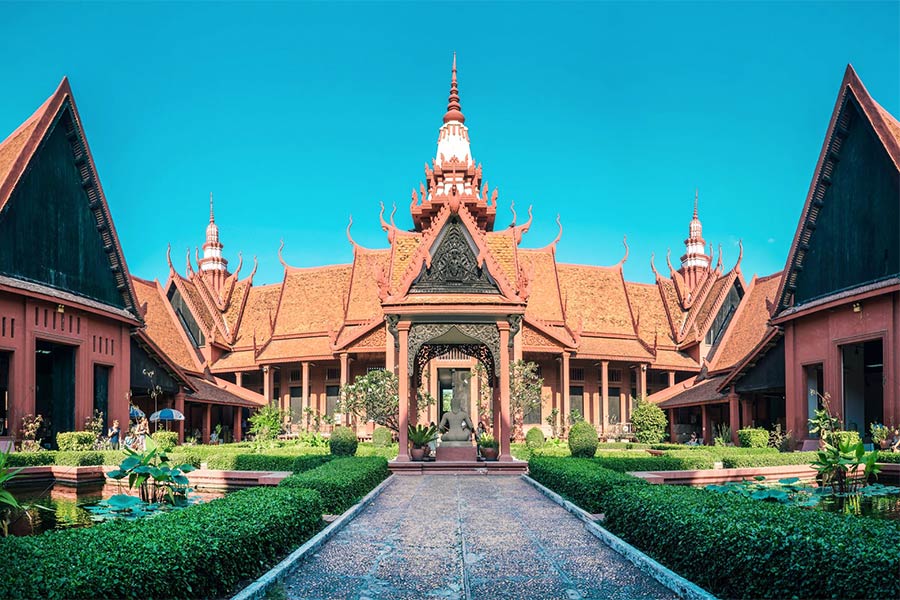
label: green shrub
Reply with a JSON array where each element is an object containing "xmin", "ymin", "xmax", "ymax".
[
  {"xmin": 279, "ymin": 456, "xmax": 389, "ymax": 514},
  {"xmin": 721, "ymin": 451, "xmax": 818, "ymax": 468},
  {"xmin": 54, "ymin": 451, "xmax": 105, "ymax": 466},
  {"xmin": 595, "ymin": 453, "xmax": 716, "ymax": 472},
  {"xmin": 624, "ymin": 442, "xmax": 650, "ymax": 450},
  {"xmin": 329, "ymin": 426, "xmax": 358, "ymax": 457},
  {"xmin": 356, "ymin": 442, "xmax": 398, "ymax": 459},
  {"xmin": 630, "ymin": 399, "xmax": 668, "ymax": 444},
  {"xmin": 372, "ymin": 427, "xmax": 393, "ymax": 447},
  {"xmin": 151, "ymin": 431, "xmax": 178, "ymax": 452},
  {"xmin": 650, "ymin": 443, "xmax": 687, "ymax": 450},
  {"xmin": 831, "ymin": 430, "xmax": 861, "ymax": 447},
  {"xmin": 525, "ymin": 427, "xmax": 545, "ymax": 450},
  {"xmin": 601, "ymin": 482, "xmax": 900, "ymax": 599},
  {"xmin": 56, "ymin": 432, "xmax": 96, "ymax": 452},
  {"xmin": 0, "ymin": 486, "xmax": 323, "ymax": 599},
  {"xmin": 567, "ymin": 421, "xmax": 598, "ymax": 458},
  {"xmin": 167, "ymin": 449, "xmax": 202, "ymax": 468},
  {"xmin": 7, "ymin": 451, "xmax": 58, "ymax": 466},
  {"xmin": 291, "ymin": 454, "xmax": 334, "ymax": 473},
  {"xmin": 876, "ymin": 451, "xmax": 900, "ymax": 463},
  {"xmin": 527, "ymin": 457, "xmax": 645, "ymax": 513},
  {"xmin": 736, "ymin": 428, "xmax": 769, "ymax": 448},
  {"xmin": 532, "ymin": 444, "xmax": 572, "ymax": 457},
  {"xmin": 206, "ymin": 453, "xmax": 297, "ymax": 471}
]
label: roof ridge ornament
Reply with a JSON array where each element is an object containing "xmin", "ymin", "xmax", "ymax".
[
  {"xmin": 617, "ymin": 235, "xmax": 629, "ymax": 267},
  {"xmin": 444, "ymin": 52, "xmax": 465, "ymax": 124},
  {"xmin": 278, "ymin": 239, "xmax": 289, "ymax": 269}
]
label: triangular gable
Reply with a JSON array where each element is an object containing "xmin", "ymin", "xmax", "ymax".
[
  {"xmin": 409, "ymin": 213, "xmax": 500, "ymax": 295},
  {"xmin": 776, "ymin": 65, "xmax": 900, "ymax": 314},
  {"xmin": 0, "ymin": 78, "xmax": 139, "ymax": 317}
]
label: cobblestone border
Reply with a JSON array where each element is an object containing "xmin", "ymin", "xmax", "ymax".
[
  {"xmin": 521, "ymin": 475, "xmax": 717, "ymax": 600},
  {"xmin": 231, "ymin": 475, "xmax": 395, "ymax": 600}
]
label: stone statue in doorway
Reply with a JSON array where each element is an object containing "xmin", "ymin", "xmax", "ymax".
[{"xmin": 439, "ymin": 371, "xmax": 474, "ymax": 443}]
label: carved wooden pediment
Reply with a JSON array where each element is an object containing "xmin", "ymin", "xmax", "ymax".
[{"xmin": 409, "ymin": 217, "xmax": 499, "ymax": 294}]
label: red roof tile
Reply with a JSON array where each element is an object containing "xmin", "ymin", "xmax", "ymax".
[{"xmin": 558, "ymin": 264, "xmax": 634, "ymax": 335}]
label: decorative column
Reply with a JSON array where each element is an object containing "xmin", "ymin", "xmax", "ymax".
[
  {"xmin": 668, "ymin": 370, "xmax": 676, "ymax": 388},
  {"xmin": 741, "ymin": 399, "xmax": 753, "ymax": 428},
  {"xmin": 174, "ymin": 391, "xmax": 185, "ymax": 445},
  {"xmin": 396, "ymin": 323, "xmax": 410, "ymax": 461},
  {"xmin": 561, "ymin": 351, "xmax": 571, "ymax": 433},
  {"xmin": 203, "ymin": 403, "xmax": 211, "ymax": 444},
  {"xmin": 339, "ymin": 352, "xmax": 349, "ymax": 427},
  {"xmin": 639, "ymin": 364, "xmax": 648, "ymax": 399},
  {"xmin": 729, "ymin": 393, "xmax": 740, "ymax": 445},
  {"xmin": 498, "ymin": 322, "xmax": 512, "ymax": 461},
  {"xmin": 619, "ymin": 392, "xmax": 627, "ymax": 432},
  {"xmin": 235, "ymin": 371, "xmax": 243, "ymax": 388},
  {"xmin": 301, "ymin": 361, "xmax": 310, "ymax": 429},
  {"xmin": 262, "ymin": 366, "xmax": 273, "ymax": 406},
  {"xmin": 601, "ymin": 361, "xmax": 609, "ymax": 434},
  {"xmin": 668, "ymin": 409, "xmax": 676, "ymax": 442},
  {"xmin": 233, "ymin": 406, "xmax": 242, "ymax": 442},
  {"xmin": 701, "ymin": 404, "xmax": 709, "ymax": 445}
]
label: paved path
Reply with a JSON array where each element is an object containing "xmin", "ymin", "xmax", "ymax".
[{"xmin": 282, "ymin": 475, "xmax": 677, "ymax": 600}]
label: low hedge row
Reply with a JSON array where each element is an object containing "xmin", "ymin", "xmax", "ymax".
[
  {"xmin": 279, "ymin": 456, "xmax": 389, "ymax": 514},
  {"xmin": 721, "ymin": 451, "xmax": 819, "ymax": 468},
  {"xmin": 527, "ymin": 456, "xmax": 645, "ymax": 513},
  {"xmin": 291, "ymin": 454, "xmax": 334, "ymax": 473},
  {"xmin": 876, "ymin": 451, "xmax": 900, "ymax": 463},
  {"xmin": 602, "ymin": 480, "xmax": 900, "ymax": 599},
  {"xmin": 205, "ymin": 453, "xmax": 297, "ymax": 471},
  {"xmin": 0, "ymin": 486, "xmax": 324, "ymax": 599},
  {"xmin": 7, "ymin": 450, "xmax": 127, "ymax": 467},
  {"xmin": 595, "ymin": 453, "xmax": 716, "ymax": 472}
]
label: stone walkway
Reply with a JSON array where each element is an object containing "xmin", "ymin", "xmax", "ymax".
[{"xmin": 282, "ymin": 475, "xmax": 677, "ymax": 600}]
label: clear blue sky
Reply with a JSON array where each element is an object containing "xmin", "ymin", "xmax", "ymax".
[{"xmin": 1, "ymin": 2, "xmax": 897, "ymax": 286}]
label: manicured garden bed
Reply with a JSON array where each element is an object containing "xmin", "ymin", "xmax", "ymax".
[
  {"xmin": 279, "ymin": 456, "xmax": 390, "ymax": 514},
  {"xmin": 528, "ymin": 456, "xmax": 900, "ymax": 599}
]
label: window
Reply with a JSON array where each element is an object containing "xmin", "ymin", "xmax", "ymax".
[
  {"xmin": 524, "ymin": 399, "xmax": 542, "ymax": 425},
  {"xmin": 804, "ymin": 363, "xmax": 824, "ymax": 436},
  {"xmin": 168, "ymin": 287, "xmax": 205, "ymax": 347},
  {"xmin": 706, "ymin": 283, "xmax": 743, "ymax": 345},
  {"xmin": 569, "ymin": 386, "xmax": 584, "ymax": 419},
  {"xmin": 608, "ymin": 368, "xmax": 622, "ymax": 383},
  {"xmin": 325, "ymin": 385, "xmax": 341, "ymax": 416},
  {"xmin": 93, "ymin": 365, "xmax": 110, "ymax": 431},
  {"xmin": 569, "ymin": 367, "xmax": 584, "ymax": 382},
  {"xmin": 326, "ymin": 368, "xmax": 340, "ymax": 381},
  {"xmin": 289, "ymin": 369, "xmax": 301, "ymax": 382},
  {"xmin": 367, "ymin": 366, "xmax": 385, "ymax": 373},
  {"xmin": 607, "ymin": 387, "xmax": 621, "ymax": 424}
]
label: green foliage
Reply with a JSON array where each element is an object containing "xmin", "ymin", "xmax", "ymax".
[
  {"xmin": 56, "ymin": 432, "xmax": 96, "ymax": 452},
  {"xmin": 0, "ymin": 486, "xmax": 324, "ymax": 599},
  {"xmin": 525, "ymin": 427, "xmax": 545, "ymax": 450},
  {"xmin": 106, "ymin": 437, "xmax": 196, "ymax": 506},
  {"xmin": 407, "ymin": 424, "xmax": 438, "ymax": 449},
  {"xmin": 721, "ymin": 451, "xmax": 819, "ymax": 468},
  {"xmin": 372, "ymin": 426, "xmax": 393, "ymax": 447},
  {"xmin": 870, "ymin": 422, "xmax": 890, "ymax": 444},
  {"xmin": 206, "ymin": 453, "xmax": 297, "ymax": 471},
  {"xmin": 509, "ymin": 360, "xmax": 544, "ymax": 441},
  {"xmin": 649, "ymin": 443, "xmax": 686, "ymax": 450},
  {"xmin": 527, "ymin": 457, "xmax": 646, "ymax": 513},
  {"xmin": 19, "ymin": 414, "xmax": 43, "ymax": 452},
  {"xmin": 248, "ymin": 405, "xmax": 288, "ymax": 442},
  {"xmin": 630, "ymin": 397, "xmax": 667, "ymax": 444},
  {"xmin": 811, "ymin": 436, "xmax": 879, "ymax": 495},
  {"xmin": 278, "ymin": 456, "xmax": 389, "ymax": 514},
  {"xmin": 768, "ymin": 423, "xmax": 796, "ymax": 452},
  {"xmin": 831, "ymin": 430, "xmax": 861, "ymax": 448},
  {"xmin": 328, "ymin": 426, "xmax": 359, "ymax": 457},
  {"xmin": 713, "ymin": 423, "xmax": 733, "ymax": 446},
  {"xmin": 340, "ymin": 369, "xmax": 434, "ymax": 432},
  {"xmin": 54, "ymin": 451, "xmax": 106, "ymax": 466},
  {"xmin": 736, "ymin": 428, "xmax": 769, "ymax": 448},
  {"xmin": 545, "ymin": 408, "xmax": 560, "ymax": 438},
  {"xmin": 477, "ymin": 433, "xmax": 499, "ymax": 449},
  {"xmin": 595, "ymin": 452, "xmax": 716, "ymax": 472},
  {"xmin": 150, "ymin": 431, "xmax": 178, "ymax": 452},
  {"xmin": 599, "ymin": 481, "xmax": 900, "ymax": 599},
  {"xmin": 356, "ymin": 442, "xmax": 399, "ymax": 459},
  {"xmin": 7, "ymin": 451, "xmax": 58, "ymax": 466},
  {"xmin": 567, "ymin": 421, "xmax": 598, "ymax": 458},
  {"xmin": 876, "ymin": 451, "xmax": 900, "ymax": 463},
  {"xmin": 0, "ymin": 448, "xmax": 23, "ymax": 537},
  {"xmin": 291, "ymin": 454, "xmax": 335, "ymax": 473}
]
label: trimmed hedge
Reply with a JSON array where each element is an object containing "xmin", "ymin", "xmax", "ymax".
[
  {"xmin": 602, "ymin": 481, "xmax": 900, "ymax": 599},
  {"xmin": 736, "ymin": 427, "xmax": 769, "ymax": 448},
  {"xmin": 56, "ymin": 432, "xmax": 96, "ymax": 452},
  {"xmin": 7, "ymin": 451, "xmax": 58, "ymax": 467},
  {"xmin": 0, "ymin": 486, "xmax": 324, "ymax": 599},
  {"xmin": 527, "ymin": 457, "xmax": 645, "ymax": 513},
  {"xmin": 372, "ymin": 427, "xmax": 393, "ymax": 447},
  {"xmin": 649, "ymin": 443, "xmax": 687, "ymax": 450},
  {"xmin": 291, "ymin": 454, "xmax": 334, "ymax": 473},
  {"xmin": 525, "ymin": 427, "xmax": 545, "ymax": 450},
  {"xmin": 356, "ymin": 443, "xmax": 399, "ymax": 459},
  {"xmin": 595, "ymin": 452, "xmax": 716, "ymax": 472},
  {"xmin": 54, "ymin": 451, "xmax": 105, "ymax": 466},
  {"xmin": 876, "ymin": 451, "xmax": 900, "ymax": 463},
  {"xmin": 279, "ymin": 456, "xmax": 389, "ymax": 514},
  {"xmin": 329, "ymin": 426, "xmax": 358, "ymax": 457},
  {"xmin": 151, "ymin": 431, "xmax": 178, "ymax": 452},
  {"xmin": 568, "ymin": 421, "xmax": 598, "ymax": 458},
  {"xmin": 721, "ymin": 451, "xmax": 818, "ymax": 468},
  {"xmin": 205, "ymin": 453, "xmax": 297, "ymax": 472}
]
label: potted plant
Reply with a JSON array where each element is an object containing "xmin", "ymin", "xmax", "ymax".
[
  {"xmin": 408, "ymin": 423, "xmax": 437, "ymax": 461},
  {"xmin": 871, "ymin": 423, "xmax": 891, "ymax": 449},
  {"xmin": 478, "ymin": 433, "xmax": 499, "ymax": 461}
]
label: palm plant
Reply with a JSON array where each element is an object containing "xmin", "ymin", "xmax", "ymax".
[{"xmin": 407, "ymin": 424, "xmax": 438, "ymax": 449}]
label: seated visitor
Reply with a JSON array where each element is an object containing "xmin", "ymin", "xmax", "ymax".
[{"xmin": 686, "ymin": 432, "xmax": 700, "ymax": 446}]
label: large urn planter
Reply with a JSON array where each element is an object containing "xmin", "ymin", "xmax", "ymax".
[
  {"xmin": 480, "ymin": 447, "xmax": 499, "ymax": 461},
  {"xmin": 410, "ymin": 447, "xmax": 426, "ymax": 461}
]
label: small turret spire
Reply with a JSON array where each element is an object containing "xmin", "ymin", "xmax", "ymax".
[
  {"xmin": 209, "ymin": 192, "xmax": 215, "ymax": 223},
  {"xmin": 693, "ymin": 188, "xmax": 698, "ymax": 219},
  {"xmin": 443, "ymin": 53, "xmax": 465, "ymax": 124}
]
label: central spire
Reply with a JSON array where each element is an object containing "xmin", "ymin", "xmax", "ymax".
[{"xmin": 443, "ymin": 53, "xmax": 465, "ymax": 124}]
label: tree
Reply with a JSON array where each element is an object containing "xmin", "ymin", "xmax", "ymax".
[
  {"xmin": 630, "ymin": 396, "xmax": 668, "ymax": 443},
  {"xmin": 248, "ymin": 405, "xmax": 288, "ymax": 443},
  {"xmin": 472, "ymin": 362, "xmax": 494, "ymax": 427},
  {"xmin": 339, "ymin": 369, "xmax": 432, "ymax": 433},
  {"xmin": 509, "ymin": 360, "xmax": 543, "ymax": 441}
]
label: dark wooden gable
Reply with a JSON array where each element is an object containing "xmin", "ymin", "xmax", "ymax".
[
  {"xmin": 410, "ymin": 215, "xmax": 500, "ymax": 294},
  {"xmin": 0, "ymin": 101, "xmax": 133, "ymax": 310},
  {"xmin": 792, "ymin": 96, "xmax": 900, "ymax": 307}
]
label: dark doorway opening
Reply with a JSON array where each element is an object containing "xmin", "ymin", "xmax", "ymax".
[
  {"xmin": 35, "ymin": 340, "xmax": 76, "ymax": 448},
  {"xmin": 93, "ymin": 364, "xmax": 110, "ymax": 431},
  {"xmin": 842, "ymin": 339, "xmax": 884, "ymax": 438},
  {"xmin": 0, "ymin": 352, "xmax": 9, "ymax": 436}
]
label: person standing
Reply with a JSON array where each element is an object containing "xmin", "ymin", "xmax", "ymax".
[
  {"xmin": 107, "ymin": 420, "xmax": 121, "ymax": 450},
  {"xmin": 136, "ymin": 417, "xmax": 150, "ymax": 450}
]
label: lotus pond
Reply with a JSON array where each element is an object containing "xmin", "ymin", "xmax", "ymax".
[
  {"xmin": 5, "ymin": 483, "xmax": 223, "ymax": 536},
  {"xmin": 706, "ymin": 477, "xmax": 900, "ymax": 520}
]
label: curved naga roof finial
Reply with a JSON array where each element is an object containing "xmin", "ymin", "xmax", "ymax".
[
  {"xmin": 278, "ymin": 239, "xmax": 289, "ymax": 269},
  {"xmin": 249, "ymin": 256, "xmax": 259, "ymax": 281},
  {"xmin": 616, "ymin": 235, "xmax": 629, "ymax": 267},
  {"xmin": 346, "ymin": 215, "xmax": 357, "ymax": 248},
  {"xmin": 665, "ymin": 248, "xmax": 676, "ymax": 275},
  {"xmin": 509, "ymin": 201, "xmax": 517, "ymax": 227},
  {"xmin": 716, "ymin": 243, "xmax": 724, "ymax": 271},
  {"xmin": 734, "ymin": 239, "xmax": 744, "ymax": 271},
  {"xmin": 650, "ymin": 252, "xmax": 660, "ymax": 279},
  {"xmin": 389, "ymin": 203, "xmax": 398, "ymax": 229},
  {"xmin": 166, "ymin": 243, "xmax": 175, "ymax": 274},
  {"xmin": 185, "ymin": 247, "xmax": 194, "ymax": 274},
  {"xmin": 512, "ymin": 205, "xmax": 533, "ymax": 244},
  {"xmin": 233, "ymin": 251, "xmax": 244, "ymax": 278},
  {"xmin": 549, "ymin": 214, "xmax": 563, "ymax": 250}
]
